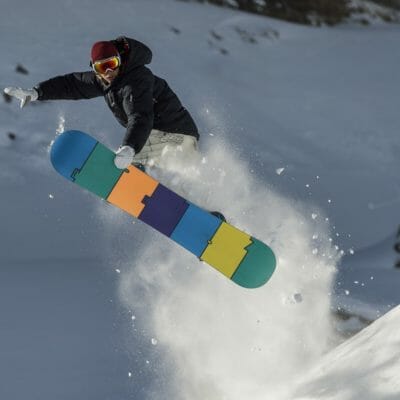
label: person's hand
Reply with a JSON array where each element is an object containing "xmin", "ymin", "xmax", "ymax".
[
  {"xmin": 114, "ymin": 145, "xmax": 135, "ymax": 169},
  {"xmin": 4, "ymin": 87, "xmax": 38, "ymax": 108}
]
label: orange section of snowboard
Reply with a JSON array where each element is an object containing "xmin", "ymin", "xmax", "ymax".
[{"xmin": 107, "ymin": 165, "xmax": 159, "ymax": 217}]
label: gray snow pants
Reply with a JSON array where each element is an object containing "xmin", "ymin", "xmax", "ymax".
[{"xmin": 132, "ymin": 129, "xmax": 198, "ymax": 167}]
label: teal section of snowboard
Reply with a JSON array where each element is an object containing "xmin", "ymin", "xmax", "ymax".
[
  {"xmin": 232, "ymin": 238, "xmax": 276, "ymax": 288},
  {"xmin": 73, "ymin": 143, "xmax": 124, "ymax": 199}
]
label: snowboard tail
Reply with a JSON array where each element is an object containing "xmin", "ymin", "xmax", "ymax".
[{"xmin": 51, "ymin": 130, "xmax": 276, "ymax": 288}]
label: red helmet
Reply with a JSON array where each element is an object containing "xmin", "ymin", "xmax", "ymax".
[{"xmin": 91, "ymin": 41, "xmax": 119, "ymax": 62}]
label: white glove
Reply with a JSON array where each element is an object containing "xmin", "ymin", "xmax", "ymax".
[
  {"xmin": 4, "ymin": 87, "xmax": 38, "ymax": 108},
  {"xmin": 114, "ymin": 145, "xmax": 135, "ymax": 169}
]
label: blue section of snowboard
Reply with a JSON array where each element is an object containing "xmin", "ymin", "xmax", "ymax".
[
  {"xmin": 171, "ymin": 204, "xmax": 223, "ymax": 257},
  {"xmin": 50, "ymin": 130, "xmax": 97, "ymax": 181}
]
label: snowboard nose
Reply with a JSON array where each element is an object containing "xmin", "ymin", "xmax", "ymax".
[{"xmin": 50, "ymin": 130, "xmax": 98, "ymax": 181}]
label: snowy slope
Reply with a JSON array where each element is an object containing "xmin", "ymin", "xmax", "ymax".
[
  {"xmin": 1, "ymin": 0, "xmax": 400, "ymax": 399},
  {"xmin": 291, "ymin": 305, "xmax": 400, "ymax": 400}
]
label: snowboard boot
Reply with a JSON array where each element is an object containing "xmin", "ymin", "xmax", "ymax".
[
  {"xmin": 210, "ymin": 211, "xmax": 227, "ymax": 222},
  {"xmin": 133, "ymin": 162, "xmax": 146, "ymax": 172}
]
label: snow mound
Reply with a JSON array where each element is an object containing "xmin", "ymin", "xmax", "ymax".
[{"xmin": 291, "ymin": 305, "xmax": 400, "ymax": 400}]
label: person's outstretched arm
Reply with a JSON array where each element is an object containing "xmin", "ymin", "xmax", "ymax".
[{"xmin": 4, "ymin": 71, "xmax": 103, "ymax": 108}]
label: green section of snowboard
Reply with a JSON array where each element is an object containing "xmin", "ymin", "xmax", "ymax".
[
  {"xmin": 232, "ymin": 238, "xmax": 276, "ymax": 288},
  {"xmin": 73, "ymin": 143, "xmax": 123, "ymax": 199}
]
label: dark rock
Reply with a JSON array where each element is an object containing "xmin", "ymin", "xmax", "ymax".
[
  {"xmin": 3, "ymin": 92, "xmax": 12, "ymax": 103},
  {"xmin": 16, "ymin": 64, "xmax": 29, "ymax": 75},
  {"xmin": 210, "ymin": 30, "xmax": 223, "ymax": 41},
  {"xmin": 169, "ymin": 26, "xmax": 181, "ymax": 34}
]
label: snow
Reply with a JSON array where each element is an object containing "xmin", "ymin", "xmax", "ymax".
[
  {"xmin": 1, "ymin": 0, "xmax": 400, "ymax": 399},
  {"xmin": 291, "ymin": 305, "xmax": 400, "ymax": 400}
]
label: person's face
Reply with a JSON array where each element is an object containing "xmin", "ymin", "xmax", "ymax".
[
  {"xmin": 92, "ymin": 56, "xmax": 121, "ymax": 83},
  {"xmin": 100, "ymin": 67, "xmax": 119, "ymax": 83}
]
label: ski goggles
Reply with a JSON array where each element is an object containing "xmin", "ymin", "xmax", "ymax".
[{"xmin": 91, "ymin": 56, "xmax": 121, "ymax": 75}]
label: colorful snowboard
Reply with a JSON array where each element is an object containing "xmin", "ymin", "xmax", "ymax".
[{"xmin": 50, "ymin": 130, "xmax": 276, "ymax": 288}]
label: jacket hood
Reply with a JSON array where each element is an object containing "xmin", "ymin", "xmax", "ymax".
[{"xmin": 122, "ymin": 37, "xmax": 152, "ymax": 72}]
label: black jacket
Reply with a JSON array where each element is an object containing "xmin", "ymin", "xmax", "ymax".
[{"xmin": 36, "ymin": 37, "xmax": 199, "ymax": 153}]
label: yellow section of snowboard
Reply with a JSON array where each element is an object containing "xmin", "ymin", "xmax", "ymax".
[{"xmin": 201, "ymin": 222, "xmax": 252, "ymax": 278}]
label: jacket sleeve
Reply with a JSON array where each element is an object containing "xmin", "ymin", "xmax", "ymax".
[
  {"xmin": 121, "ymin": 69, "xmax": 154, "ymax": 153},
  {"xmin": 35, "ymin": 71, "xmax": 103, "ymax": 100}
]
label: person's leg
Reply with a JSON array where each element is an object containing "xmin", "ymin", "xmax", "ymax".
[
  {"xmin": 132, "ymin": 130, "xmax": 198, "ymax": 168},
  {"xmin": 132, "ymin": 131, "xmax": 226, "ymax": 221}
]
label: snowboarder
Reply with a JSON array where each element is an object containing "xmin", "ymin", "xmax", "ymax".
[{"xmin": 4, "ymin": 36, "xmax": 199, "ymax": 169}]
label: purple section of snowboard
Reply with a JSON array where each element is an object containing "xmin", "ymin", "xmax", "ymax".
[{"xmin": 139, "ymin": 184, "xmax": 189, "ymax": 237}]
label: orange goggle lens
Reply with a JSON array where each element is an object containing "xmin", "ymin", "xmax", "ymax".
[{"xmin": 92, "ymin": 56, "xmax": 120, "ymax": 75}]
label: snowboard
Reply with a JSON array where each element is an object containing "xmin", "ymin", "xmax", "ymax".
[{"xmin": 50, "ymin": 130, "xmax": 276, "ymax": 288}]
